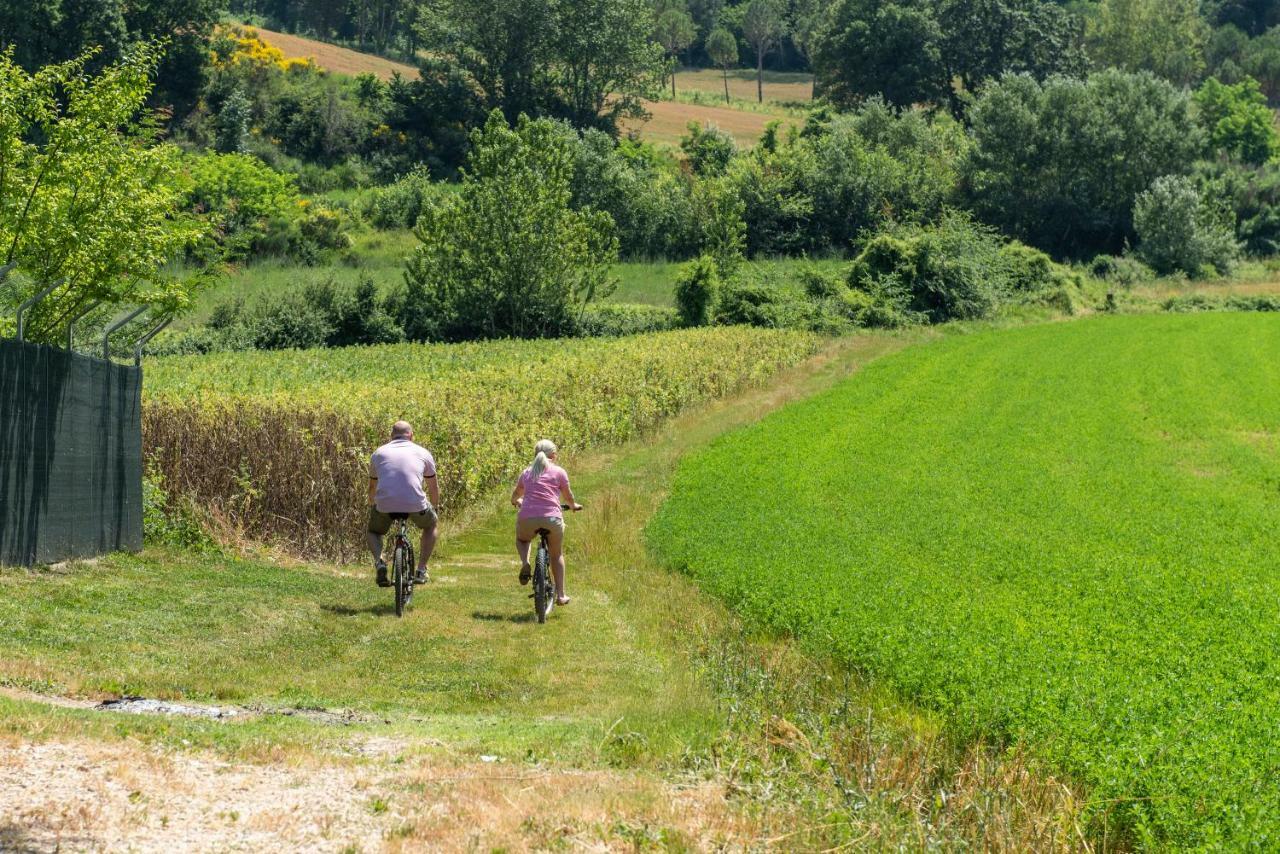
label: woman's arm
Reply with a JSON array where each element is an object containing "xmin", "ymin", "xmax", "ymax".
[
  {"xmin": 560, "ymin": 478, "xmax": 582, "ymax": 512},
  {"xmin": 510, "ymin": 480, "xmax": 525, "ymax": 508}
]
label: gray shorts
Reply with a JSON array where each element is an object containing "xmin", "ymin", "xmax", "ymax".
[{"xmin": 368, "ymin": 506, "xmax": 437, "ymax": 536}]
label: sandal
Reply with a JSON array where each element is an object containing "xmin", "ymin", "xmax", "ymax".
[
  {"xmin": 519, "ymin": 563, "xmax": 532, "ymax": 585},
  {"xmin": 555, "ymin": 595, "xmax": 571, "ymax": 606}
]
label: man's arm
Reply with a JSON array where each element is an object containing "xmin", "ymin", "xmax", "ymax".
[
  {"xmin": 426, "ymin": 474, "xmax": 440, "ymax": 509},
  {"xmin": 367, "ymin": 478, "xmax": 378, "ymax": 507}
]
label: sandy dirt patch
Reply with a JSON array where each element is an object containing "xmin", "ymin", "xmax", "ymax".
[{"xmin": 0, "ymin": 737, "xmax": 755, "ymax": 852}]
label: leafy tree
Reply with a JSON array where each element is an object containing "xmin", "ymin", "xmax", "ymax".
[
  {"xmin": 1133, "ymin": 175, "xmax": 1241, "ymax": 277},
  {"xmin": 706, "ymin": 25, "xmax": 739, "ymax": 103},
  {"xmin": 1194, "ymin": 77, "xmax": 1280, "ymax": 165},
  {"xmin": 1243, "ymin": 27, "xmax": 1280, "ymax": 104},
  {"xmin": 419, "ymin": 0, "xmax": 662, "ymax": 132},
  {"xmin": 214, "ymin": 88, "xmax": 252, "ymax": 153},
  {"xmin": 655, "ymin": 2, "xmax": 698, "ymax": 97},
  {"xmin": 964, "ymin": 70, "xmax": 1202, "ymax": 257},
  {"xmin": 812, "ymin": 0, "xmax": 947, "ymax": 110},
  {"xmin": 551, "ymin": 0, "xmax": 665, "ymax": 129},
  {"xmin": 1206, "ymin": 0, "xmax": 1280, "ymax": 37},
  {"xmin": 0, "ymin": 46, "xmax": 208, "ymax": 344},
  {"xmin": 1194, "ymin": 156, "xmax": 1280, "ymax": 255},
  {"xmin": 1088, "ymin": 0, "xmax": 1208, "ymax": 86},
  {"xmin": 935, "ymin": 0, "xmax": 1087, "ymax": 111},
  {"xmin": 742, "ymin": 0, "xmax": 787, "ymax": 102},
  {"xmin": 402, "ymin": 111, "xmax": 618, "ymax": 341}
]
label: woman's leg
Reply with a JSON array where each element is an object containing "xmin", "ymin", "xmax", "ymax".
[
  {"xmin": 548, "ymin": 526, "xmax": 567, "ymax": 602},
  {"xmin": 515, "ymin": 518, "xmax": 533, "ymax": 583}
]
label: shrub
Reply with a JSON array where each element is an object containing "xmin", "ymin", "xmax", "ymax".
[
  {"xmin": 674, "ymin": 255, "xmax": 721, "ymax": 327},
  {"xmin": 1089, "ymin": 254, "xmax": 1156, "ymax": 286},
  {"xmin": 1164, "ymin": 293, "xmax": 1280, "ymax": 312},
  {"xmin": 799, "ymin": 264, "xmax": 845, "ymax": 299},
  {"xmin": 680, "ymin": 122, "xmax": 737, "ymax": 176},
  {"xmin": 575, "ymin": 303, "xmax": 680, "ymax": 337},
  {"xmin": 716, "ymin": 280, "xmax": 791, "ymax": 327},
  {"xmin": 568, "ymin": 129, "xmax": 698, "ymax": 260},
  {"xmin": 1134, "ymin": 175, "xmax": 1242, "ymax": 276},
  {"xmin": 184, "ymin": 151, "xmax": 300, "ymax": 260},
  {"xmin": 360, "ymin": 166, "xmax": 438, "ymax": 230},
  {"xmin": 849, "ymin": 213, "xmax": 1007, "ymax": 323}
]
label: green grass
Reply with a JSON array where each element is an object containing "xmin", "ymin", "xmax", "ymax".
[
  {"xmin": 185, "ymin": 245, "xmax": 850, "ymax": 324},
  {"xmin": 650, "ymin": 313, "xmax": 1280, "ymax": 848}
]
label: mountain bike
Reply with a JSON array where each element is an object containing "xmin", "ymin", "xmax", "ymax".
[
  {"xmin": 530, "ymin": 504, "xmax": 577, "ymax": 625},
  {"xmin": 388, "ymin": 514, "xmax": 416, "ymax": 618}
]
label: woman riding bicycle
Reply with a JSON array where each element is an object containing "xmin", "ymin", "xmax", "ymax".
[{"xmin": 511, "ymin": 439, "xmax": 581, "ymax": 606}]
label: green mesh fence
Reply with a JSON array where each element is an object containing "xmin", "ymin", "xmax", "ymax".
[{"xmin": 0, "ymin": 338, "xmax": 143, "ymax": 566}]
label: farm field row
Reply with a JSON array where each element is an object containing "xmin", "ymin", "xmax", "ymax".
[
  {"xmin": 144, "ymin": 327, "xmax": 819, "ymax": 558},
  {"xmin": 650, "ymin": 313, "xmax": 1280, "ymax": 847}
]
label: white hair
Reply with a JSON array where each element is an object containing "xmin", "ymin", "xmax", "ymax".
[{"xmin": 530, "ymin": 439, "xmax": 557, "ymax": 480}]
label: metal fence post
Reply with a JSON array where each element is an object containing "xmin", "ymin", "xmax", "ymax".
[
  {"xmin": 66, "ymin": 301, "xmax": 103, "ymax": 352},
  {"xmin": 133, "ymin": 316, "xmax": 172, "ymax": 366},
  {"xmin": 15, "ymin": 279, "xmax": 65, "ymax": 342},
  {"xmin": 101, "ymin": 307, "xmax": 148, "ymax": 361}
]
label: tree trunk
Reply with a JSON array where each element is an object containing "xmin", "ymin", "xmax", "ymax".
[
  {"xmin": 723, "ymin": 67, "xmax": 730, "ymax": 104},
  {"xmin": 672, "ymin": 68, "xmax": 677, "ymax": 99},
  {"xmin": 757, "ymin": 49, "xmax": 764, "ymax": 103}
]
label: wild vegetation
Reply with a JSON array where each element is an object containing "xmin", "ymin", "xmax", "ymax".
[{"xmin": 144, "ymin": 327, "xmax": 817, "ymax": 557}]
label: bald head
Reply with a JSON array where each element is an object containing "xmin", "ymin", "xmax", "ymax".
[{"xmin": 391, "ymin": 421, "xmax": 413, "ymax": 440}]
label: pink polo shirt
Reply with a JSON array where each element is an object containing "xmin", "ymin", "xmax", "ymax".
[
  {"xmin": 369, "ymin": 439, "xmax": 436, "ymax": 513},
  {"xmin": 518, "ymin": 464, "xmax": 570, "ymax": 520}
]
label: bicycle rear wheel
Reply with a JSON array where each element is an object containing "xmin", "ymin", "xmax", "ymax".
[
  {"xmin": 532, "ymin": 540, "xmax": 552, "ymax": 624},
  {"xmin": 393, "ymin": 537, "xmax": 410, "ymax": 618}
]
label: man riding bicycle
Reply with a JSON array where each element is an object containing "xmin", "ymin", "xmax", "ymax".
[{"xmin": 367, "ymin": 421, "xmax": 438, "ymax": 588}]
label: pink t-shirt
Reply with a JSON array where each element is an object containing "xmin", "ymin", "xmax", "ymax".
[
  {"xmin": 518, "ymin": 464, "xmax": 570, "ymax": 520},
  {"xmin": 369, "ymin": 439, "xmax": 436, "ymax": 513}
]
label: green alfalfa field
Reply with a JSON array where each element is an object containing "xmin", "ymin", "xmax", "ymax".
[{"xmin": 650, "ymin": 312, "xmax": 1280, "ymax": 848}]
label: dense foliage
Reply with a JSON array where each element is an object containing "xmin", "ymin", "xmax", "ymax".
[
  {"xmin": 403, "ymin": 112, "xmax": 618, "ymax": 341},
  {"xmin": 963, "ymin": 70, "xmax": 1201, "ymax": 257},
  {"xmin": 0, "ymin": 46, "xmax": 207, "ymax": 344},
  {"xmin": 651, "ymin": 314, "xmax": 1280, "ymax": 848},
  {"xmin": 144, "ymin": 326, "xmax": 818, "ymax": 557}
]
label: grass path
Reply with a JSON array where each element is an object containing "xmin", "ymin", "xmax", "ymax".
[{"xmin": 0, "ymin": 330, "xmax": 1091, "ymax": 850}]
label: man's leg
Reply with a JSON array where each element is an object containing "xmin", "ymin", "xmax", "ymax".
[
  {"xmin": 417, "ymin": 523, "xmax": 437, "ymax": 572},
  {"xmin": 367, "ymin": 508, "xmax": 391, "ymax": 587}
]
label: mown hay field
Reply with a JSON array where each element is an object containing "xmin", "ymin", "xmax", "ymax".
[
  {"xmin": 672, "ymin": 67, "xmax": 813, "ymax": 104},
  {"xmin": 250, "ymin": 26, "xmax": 418, "ymax": 80},
  {"xmin": 145, "ymin": 328, "xmax": 818, "ymax": 558},
  {"xmin": 650, "ymin": 314, "xmax": 1280, "ymax": 847}
]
